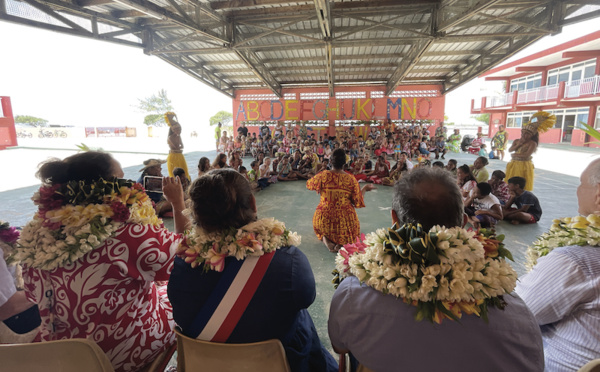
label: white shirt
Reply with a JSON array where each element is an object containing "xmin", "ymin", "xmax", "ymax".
[
  {"xmin": 0, "ymin": 258, "xmax": 16, "ymax": 308},
  {"xmin": 516, "ymin": 245, "xmax": 600, "ymax": 371},
  {"xmin": 473, "ymin": 193, "xmax": 499, "ymax": 211}
]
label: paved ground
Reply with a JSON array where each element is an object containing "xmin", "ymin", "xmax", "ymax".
[{"xmin": 1, "ymin": 138, "xmax": 599, "ymax": 359}]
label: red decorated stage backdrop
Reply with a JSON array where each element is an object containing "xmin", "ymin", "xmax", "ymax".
[
  {"xmin": 232, "ymin": 86, "xmax": 445, "ymax": 138},
  {"xmin": 0, "ymin": 97, "xmax": 17, "ymax": 150}
]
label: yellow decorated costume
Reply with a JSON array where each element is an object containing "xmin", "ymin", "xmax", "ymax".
[{"xmin": 505, "ymin": 111, "xmax": 555, "ymax": 191}]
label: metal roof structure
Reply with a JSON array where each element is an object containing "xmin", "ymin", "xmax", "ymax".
[{"xmin": 2, "ymin": 0, "xmax": 599, "ymax": 98}]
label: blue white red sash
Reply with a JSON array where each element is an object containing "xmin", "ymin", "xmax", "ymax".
[{"xmin": 188, "ymin": 251, "xmax": 275, "ymax": 342}]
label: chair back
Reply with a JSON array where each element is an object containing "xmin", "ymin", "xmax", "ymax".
[
  {"xmin": 579, "ymin": 359, "xmax": 600, "ymax": 372},
  {"xmin": 356, "ymin": 364, "xmax": 375, "ymax": 372},
  {"xmin": 0, "ymin": 338, "xmax": 114, "ymax": 372},
  {"xmin": 175, "ymin": 329, "xmax": 291, "ymax": 372}
]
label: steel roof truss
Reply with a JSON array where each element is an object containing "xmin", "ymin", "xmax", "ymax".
[{"xmin": 234, "ymin": 49, "xmax": 282, "ymax": 97}]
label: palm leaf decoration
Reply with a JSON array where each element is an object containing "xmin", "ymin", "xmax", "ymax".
[{"xmin": 580, "ymin": 122, "xmax": 600, "ymax": 144}]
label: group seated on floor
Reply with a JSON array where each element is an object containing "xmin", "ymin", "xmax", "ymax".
[{"xmin": 1, "ymin": 127, "xmax": 598, "ymax": 372}]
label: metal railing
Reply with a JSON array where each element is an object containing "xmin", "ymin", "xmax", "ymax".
[
  {"xmin": 515, "ymin": 85, "xmax": 559, "ymax": 104},
  {"xmin": 565, "ymin": 75, "xmax": 600, "ymax": 98},
  {"xmin": 485, "ymin": 91, "xmax": 514, "ymax": 108}
]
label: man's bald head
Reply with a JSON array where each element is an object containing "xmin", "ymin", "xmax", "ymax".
[{"xmin": 392, "ymin": 168, "xmax": 464, "ymax": 230}]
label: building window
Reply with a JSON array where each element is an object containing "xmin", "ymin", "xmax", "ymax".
[
  {"xmin": 547, "ymin": 59, "xmax": 597, "ymax": 85},
  {"xmin": 510, "ymin": 73, "xmax": 541, "ymax": 92}
]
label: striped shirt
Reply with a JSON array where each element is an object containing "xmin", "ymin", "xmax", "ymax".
[{"xmin": 516, "ymin": 245, "xmax": 600, "ymax": 371}]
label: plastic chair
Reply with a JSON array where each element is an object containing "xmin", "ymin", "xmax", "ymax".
[
  {"xmin": 579, "ymin": 359, "xmax": 600, "ymax": 372},
  {"xmin": 0, "ymin": 338, "xmax": 114, "ymax": 372},
  {"xmin": 175, "ymin": 329, "xmax": 291, "ymax": 372}
]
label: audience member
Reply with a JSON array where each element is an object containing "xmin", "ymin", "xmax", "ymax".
[
  {"xmin": 15, "ymin": 151, "xmax": 182, "ymax": 372},
  {"xmin": 138, "ymin": 158, "xmax": 171, "ymax": 216},
  {"xmin": 464, "ymin": 182, "xmax": 503, "ymax": 227},
  {"xmin": 503, "ymin": 176, "xmax": 542, "ymax": 224},
  {"xmin": 456, "ymin": 164, "xmax": 477, "ymax": 203},
  {"xmin": 167, "ymin": 169, "xmax": 337, "ymax": 372},
  {"xmin": 471, "ymin": 156, "xmax": 489, "ymax": 183},
  {"xmin": 197, "ymin": 157, "xmax": 210, "ymax": 178},
  {"xmin": 212, "ymin": 153, "xmax": 228, "ymax": 169},
  {"xmin": 328, "ymin": 168, "xmax": 543, "ymax": 372},
  {"xmin": 516, "ymin": 158, "xmax": 600, "ymax": 371},
  {"xmin": 488, "ymin": 170, "xmax": 510, "ymax": 205}
]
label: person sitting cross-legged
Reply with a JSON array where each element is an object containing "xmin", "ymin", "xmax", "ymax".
[
  {"xmin": 516, "ymin": 158, "xmax": 600, "ymax": 371},
  {"xmin": 464, "ymin": 182, "xmax": 503, "ymax": 228},
  {"xmin": 328, "ymin": 167, "xmax": 543, "ymax": 372},
  {"xmin": 503, "ymin": 176, "xmax": 542, "ymax": 224}
]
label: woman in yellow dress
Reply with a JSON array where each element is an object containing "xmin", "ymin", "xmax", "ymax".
[
  {"xmin": 505, "ymin": 111, "xmax": 555, "ymax": 191},
  {"xmin": 165, "ymin": 112, "xmax": 189, "ymax": 179},
  {"xmin": 306, "ymin": 149, "xmax": 374, "ymax": 252}
]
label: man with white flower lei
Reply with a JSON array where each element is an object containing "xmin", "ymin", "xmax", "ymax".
[
  {"xmin": 328, "ymin": 167, "xmax": 543, "ymax": 372},
  {"xmin": 516, "ymin": 157, "xmax": 600, "ymax": 371},
  {"xmin": 166, "ymin": 169, "xmax": 337, "ymax": 372}
]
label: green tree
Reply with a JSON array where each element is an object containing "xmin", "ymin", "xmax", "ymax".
[
  {"xmin": 135, "ymin": 89, "xmax": 174, "ymax": 126},
  {"xmin": 472, "ymin": 113, "xmax": 490, "ymax": 125},
  {"xmin": 15, "ymin": 115, "xmax": 48, "ymax": 127},
  {"xmin": 209, "ymin": 111, "xmax": 233, "ymax": 126}
]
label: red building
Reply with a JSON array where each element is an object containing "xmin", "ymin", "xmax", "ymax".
[
  {"xmin": 232, "ymin": 85, "xmax": 445, "ymax": 139},
  {"xmin": 0, "ymin": 97, "xmax": 17, "ymax": 150},
  {"xmin": 471, "ymin": 31, "xmax": 600, "ymax": 148}
]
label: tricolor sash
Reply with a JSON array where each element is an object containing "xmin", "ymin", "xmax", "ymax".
[{"xmin": 188, "ymin": 251, "xmax": 275, "ymax": 342}]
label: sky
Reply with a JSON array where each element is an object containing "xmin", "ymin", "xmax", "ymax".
[{"xmin": 1, "ymin": 15, "xmax": 600, "ymax": 135}]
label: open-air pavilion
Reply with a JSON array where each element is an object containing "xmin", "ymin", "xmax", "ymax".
[{"xmin": 2, "ymin": 1, "xmax": 600, "ymax": 371}]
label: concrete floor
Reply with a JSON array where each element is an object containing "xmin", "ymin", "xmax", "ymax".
[{"xmin": 0, "ymin": 144, "xmax": 596, "ymax": 360}]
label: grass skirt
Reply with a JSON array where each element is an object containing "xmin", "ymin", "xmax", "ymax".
[
  {"xmin": 505, "ymin": 159, "xmax": 534, "ymax": 191},
  {"xmin": 167, "ymin": 152, "xmax": 189, "ymax": 179}
]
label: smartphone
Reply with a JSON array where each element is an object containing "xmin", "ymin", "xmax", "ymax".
[{"xmin": 144, "ymin": 176, "xmax": 163, "ymax": 193}]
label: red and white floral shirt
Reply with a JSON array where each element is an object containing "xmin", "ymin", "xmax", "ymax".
[{"xmin": 24, "ymin": 223, "xmax": 181, "ymax": 372}]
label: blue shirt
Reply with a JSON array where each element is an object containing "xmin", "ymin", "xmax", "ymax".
[
  {"xmin": 516, "ymin": 245, "xmax": 600, "ymax": 371},
  {"xmin": 329, "ymin": 276, "xmax": 544, "ymax": 372},
  {"xmin": 168, "ymin": 246, "xmax": 337, "ymax": 372},
  {"xmin": 515, "ymin": 190, "xmax": 542, "ymax": 221}
]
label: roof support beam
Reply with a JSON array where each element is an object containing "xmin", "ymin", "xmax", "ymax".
[
  {"xmin": 233, "ymin": 18, "xmax": 309, "ymax": 47},
  {"xmin": 385, "ymin": 3, "xmax": 438, "ymax": 96},
  {"xmin": 234, "ymin": 49, "xmax": 282, "ymax": 97},
  {"xmin": 438, "ymin": 0, "xmax": 502, "ymax": 33},
  {"xmin": 314, "ymin": 0, "xmax": 334, "ymax": 96}
]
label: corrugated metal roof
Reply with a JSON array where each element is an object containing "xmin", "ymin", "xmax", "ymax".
[{"xmin": 2, "ymin": 0, "xmax": 599, "ymax": 97}]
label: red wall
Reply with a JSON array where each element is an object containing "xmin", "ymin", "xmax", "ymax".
[
  {"xmin": 232, "ymin": 86, "xmax": 445, "ymax": 136},
  {"xmin": 0, "ymin": 97, "xmax": 17, "ymax": 150}
]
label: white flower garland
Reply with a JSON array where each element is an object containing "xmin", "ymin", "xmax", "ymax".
[
  {"xmin": 526, "ymin": 214, "xmax": 600, "ymax": 271},
  {"xmin": 334, "ymin": 224, "xmax": 517, "ymax": 323},
  {"xmin": 177, "ymin": 218, "xmax": 301, "ymax": 272},
  {"xmin": 12, "ymin": 182, "xmax": 161, "ymax": 271}
]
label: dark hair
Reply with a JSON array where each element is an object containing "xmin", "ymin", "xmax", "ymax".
[
  {"xmin": 173, "ymin": 167, "xmax": 186, "ymax": 179},
  {"xmin": 448, "ymin": 159, "xmax": 457, "ymax": 166},
  {"xmin": 476, "ymin": 156, "xmax": 489, "ymax": 166},
  {"xmin": 508, "ymin": 176, "xmax": 526, "ymax": 189},
  {"xmin": 477, "ymin": 182, "xmax": 492, "ymax": 196},
  {"xmin": 491, "ymin": 170, "xmax": 505, "ymax": 180},
  {"xmin": 432, "ymin": 161, "xmax": 444, "ymax": 168},
  {"xmin": 37, "ymin": 151, "xmax": 117, "ymax": 185},
  {"xmin": 332, "ymin": 148, "xmax": 346, "ymax": 169},
  {"xmin": 188, "ymin": 169, "xmax": 256, "ymax": 233},
  {"xmin": 392, "ymin": 168, "xmax": 463, "ymax": 230},
  {"xmin": 457, "ymin": 164, "xmax": 476, "ymax": 183},
  {"xmin": 198, "ymin": 157, "xmax": 210, "ymax": 172},
  {"xmin": 250, "ymin": 160, "xmax": 258, "ymax": 168},
  {"xmin": 239, "ymin": 166, "xmax": 247, "ymax": 173},
  {"xmin": 212, "ymin": 153, "xmax": 227, "ymax": 168}
]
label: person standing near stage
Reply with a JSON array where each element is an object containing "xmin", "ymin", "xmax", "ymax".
[
  {"xmin": 505, "ymin": 111, "xmax": 555, "ymax": 191},
  {"xmin": 215, "ymin": 122, "xmax": 222, "ymax": 151},
  {"xmin": 165, "ymin": 112, "xmax": 189, "ymax": 179},
  {"xmin": 492, "ymin": 125, "xmax": 509, "ymax": 161}
]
